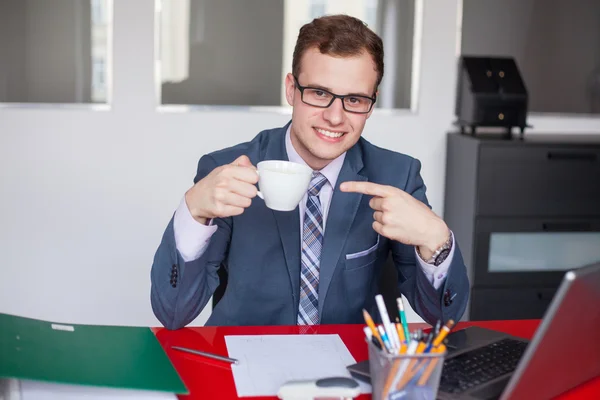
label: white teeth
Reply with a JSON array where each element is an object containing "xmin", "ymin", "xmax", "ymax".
[{"xmin": 316, "ymin": 128, "xmax": 344, "ymax": 138}]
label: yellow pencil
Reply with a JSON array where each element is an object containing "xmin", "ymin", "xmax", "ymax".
[
  {"xmin": 432, "ymin": 319, "xmax": 455, "ymax": 348},
  {"xmin": 418, "ymin": 344, "xmax": 447, "ymax": 386},
  {"xmin": 395, "ymin": 318, "xmax": 406, "ymax": 343},
  {"xmin": 395, "ymin": 323, "xmax": 405, "ymax": 353},
  {"xmin": 362, "ymin": 309, "xmax": 385, "ymax": 349}
]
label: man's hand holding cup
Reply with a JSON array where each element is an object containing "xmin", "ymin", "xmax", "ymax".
[{"xmin": 185, "ymin": 155, "xmax": 259, "ymax": 225}]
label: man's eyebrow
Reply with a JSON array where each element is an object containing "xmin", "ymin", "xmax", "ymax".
[{"xmin": 304, "ymin": 82, "xmax": 372, "ymax": 97}]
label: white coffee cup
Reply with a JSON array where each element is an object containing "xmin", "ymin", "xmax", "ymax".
[{"xmin": 256, "ymin": 160, "xmax": 314, "ymax": 211}]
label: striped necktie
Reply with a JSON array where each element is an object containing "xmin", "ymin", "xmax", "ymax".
[{"xmin": 297, "ymin": 172, "xmax": 328, "ymax": 325}]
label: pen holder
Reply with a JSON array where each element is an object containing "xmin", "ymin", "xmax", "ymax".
[{"xmin": 367, "ymin": 340, "xmax": 446, "ymax": 400}]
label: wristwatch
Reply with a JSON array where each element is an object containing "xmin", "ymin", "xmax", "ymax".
[{"xmin": 417, "ymin": 232, "xmax": 453, "ymax": 266}]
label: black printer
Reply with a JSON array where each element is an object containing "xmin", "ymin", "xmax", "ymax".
[{"xmin": 455, "ymin": 56, "xmax": 529, "ymax": 137}]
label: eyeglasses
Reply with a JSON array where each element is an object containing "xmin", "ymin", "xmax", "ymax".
[{"xmin": 293, "ymin": 76, "xmax": 376, "ymax": 114}]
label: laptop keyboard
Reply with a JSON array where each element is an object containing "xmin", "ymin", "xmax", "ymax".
[{"xmin": 439, "ymin": 338, "xmax": 528, "ymax": 394}]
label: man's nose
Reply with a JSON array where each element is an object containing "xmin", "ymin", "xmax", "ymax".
[{"xmin": 323, "ymin": 97, "xmax": 345, "ymax": 125}]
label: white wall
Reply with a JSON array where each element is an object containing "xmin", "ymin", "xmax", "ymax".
[{"xmin": 1, "ymin": 0, "xmax": 600, "ymax": 328}]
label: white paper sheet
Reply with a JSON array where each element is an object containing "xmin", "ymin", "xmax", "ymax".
[
  {"xmin": 12, "ymin": 380, "xmax": 178, "ymax": 400},
  {"xmin": 225, "ymin": 334, "xmax": 371, "ymax": 397}
]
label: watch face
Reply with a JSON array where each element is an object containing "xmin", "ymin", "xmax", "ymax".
[{"xmin": 434, "ymin": 248, "xmax": 451, "ymax": 266}]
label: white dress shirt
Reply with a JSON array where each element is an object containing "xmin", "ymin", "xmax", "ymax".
[{"xmin": 173, "ymin": 127, "xmax": 453, "ymax": 289}]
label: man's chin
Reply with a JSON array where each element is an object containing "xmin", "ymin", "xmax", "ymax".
[{"xmin": 310, "ymin": 148, "xmax": 347, "ymax": 163}]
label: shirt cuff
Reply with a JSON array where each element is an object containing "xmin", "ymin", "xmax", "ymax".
[
  {"xmin": 173, "ymin": 196, "xmax": 218, "ymax": 262},
  {"xmin": 415, "ymin": 231, "xmax": 455, "ymax": 289}
]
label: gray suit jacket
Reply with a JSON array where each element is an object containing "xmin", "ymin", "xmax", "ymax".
[{"xmin": 151, "ymin": 122, "xmax": 469, "ymax": 329}]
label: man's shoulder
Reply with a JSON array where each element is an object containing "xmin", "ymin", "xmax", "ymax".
[
  {"xmin": 357, "ymin": 136, "xmax": 417, "ymax": 168},
  {"xmin": 204, "ymin": 124, "xmax": 287, "ymax": 166},
  {"xmin": 355, "ymin": 136, "xmax": 426, "ymax": 191}
]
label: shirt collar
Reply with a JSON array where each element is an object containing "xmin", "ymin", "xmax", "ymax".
[{"xmin": 285, "ymin": 125, "xmax": 346, "ymax": 188}]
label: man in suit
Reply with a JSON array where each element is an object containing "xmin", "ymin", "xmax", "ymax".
[{"xmin": 151, "ymin": 15, "xmax": 469, "ymax": 329}]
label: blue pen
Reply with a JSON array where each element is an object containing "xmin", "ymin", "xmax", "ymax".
[
  {"xmin": 424, "ymin": 330, "xmax": 436, "ymax": 353},
  {"xmin": 377, "ymin": 325, "xmax": 394, "ymax": 353},
  {"xmin": 424, "ymin": 320, "xmax": 442, "ymax": 352},
  {"xmin": 396, "ymin": 296, "xmax": 411, "ymax": 344}
]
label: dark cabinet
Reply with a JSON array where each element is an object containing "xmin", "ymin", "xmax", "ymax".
[
  {"xmin": 444, "ymin": 133, "xmax": 600, "ymax": 320},
  {"xmin": 477, "ymin": 146, "xmax": 600, "ymax": 217}
]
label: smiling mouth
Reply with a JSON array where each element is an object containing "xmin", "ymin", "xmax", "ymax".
[{"xmin": 314, "ymin": 127, "xmax": 346, "ymax": 140}]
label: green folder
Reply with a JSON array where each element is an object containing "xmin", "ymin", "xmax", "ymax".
[{"xmin": 0, "ymin": 313, "xmax": 187, "ymax": 394}]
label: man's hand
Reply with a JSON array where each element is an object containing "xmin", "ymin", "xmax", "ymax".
[
  {"xmin": 340, "ymin": 181, "xmax": 450, "ymax": 260},
  {"xmin": 185, "ymin": 155, "xmax": 259, "ymax": 225}
]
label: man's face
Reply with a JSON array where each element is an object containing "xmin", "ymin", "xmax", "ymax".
[{"xmin": 285, "ymin": 47, "xmax": 378, "ymax": 170}]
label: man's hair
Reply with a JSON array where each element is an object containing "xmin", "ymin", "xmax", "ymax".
[{"xmin": 292, "ymin": 14, "xmax": 384, "ymax": 93}]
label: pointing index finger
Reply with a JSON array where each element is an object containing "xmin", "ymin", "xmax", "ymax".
[{"xmin": 340, "ymin": 181, "xmax": 392, "ymax": 197}]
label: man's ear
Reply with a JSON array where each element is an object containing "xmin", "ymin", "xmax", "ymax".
[
  {"xmin": 366, "ymin": 90, "xmax": 379, "ymax": 119},
  {"xmin": 284, "ymin": 73, "xmax": 296, "ymax": 106}
]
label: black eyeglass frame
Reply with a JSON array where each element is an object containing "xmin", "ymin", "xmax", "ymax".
[{"xmin": 293, "ymin": 76, "xmax": 377, "ymax": 114}]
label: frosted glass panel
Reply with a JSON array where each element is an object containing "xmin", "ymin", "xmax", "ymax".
[{"xmin": 489, "ymin": 232, "xmax": 600, "ymax": 272}]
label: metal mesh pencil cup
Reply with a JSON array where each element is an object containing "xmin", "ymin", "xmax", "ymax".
[{"xmin": 367, "ymin": 339, "xmax": 446, "ymax": 400}]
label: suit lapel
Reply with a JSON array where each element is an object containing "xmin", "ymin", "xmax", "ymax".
[
  {"xmin": 318, "ymin": 144, "xmax": 366, "ymax": 317},
  {"xmin": 263, "ymin": 123, "xmax": 302, "ymax": 313}
]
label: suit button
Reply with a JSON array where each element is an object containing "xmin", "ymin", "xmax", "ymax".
[{"xmin": 170, "ymin": 265, "xmax": 178, "ymax": 288}]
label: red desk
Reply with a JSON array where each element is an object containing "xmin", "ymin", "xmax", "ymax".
[{"xmin": 153, "ymin": 320, "xmax": 600, "ymax": 399}]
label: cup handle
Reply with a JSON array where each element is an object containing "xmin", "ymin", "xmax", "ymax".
[{"xmin": 255, "ymin": 169, "xmax": 263, "ymax": 199}]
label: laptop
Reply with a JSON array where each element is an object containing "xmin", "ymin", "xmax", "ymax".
[{"xmin": 347, "ymin": 262, "xmax": 600, "ymax": 399}]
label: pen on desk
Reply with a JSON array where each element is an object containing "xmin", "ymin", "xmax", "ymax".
[
  {"xmin": 363, "ymin": 326, "xmax": 383, "ymax": 351},
  {"xmin": 416, "ymin": 328, "xmax": 424, "ymax": 342},
  {"xmin": 418, "ymin": 344, "xmax": 447, "ymax": 386},
  {"xmin": 395, "ymin": 332, "xmax": 435, "ymax": 392},
  {"xmin": 363, "ymin": 326, "xmax": 372, "ymax": 341},
  {"xmin": 396, "ymin": 296, "xmax": 411, "ymax": 344},
  {"xmin": 363, "ymin": 309, "xmax": 386, "ymax": 350},
  {"xmin": 363, "ymin": 326, "xmax": 383, "ymax": 350},
  {"xmin": 395, "ymin": 318, "xmax": 406, "ymax": 343},
  {"xmin": 414, "ymin": 333, "xmax": 428, "ymax": 355},
  {"xmin": 171, "ymin": 346, "xmax": 239, "ymax": 365},
  {"xmin": 375, "ymin": 295, "xmax": 398, "ymax": 350},
  {"xmin": 395, "ymin": 320, "xmax": 405, "ymax": 353},
  {"xmin": 387, "ymin": 336, "xmax": 419, "ymax": 395},
  {"xmin": 434, "ymin": 319, "xmax": 442, "ymax": 337},
  {"xmin": 377, "ymin": 325, "xmax": 393, "ymax": 353},
  {"xmin": 388, "ymin": 322, "xmax": 401, "ymax": 352},
  {"xmin": 424, "ymin": 329, "xmax": 435, "ymax": 353},
  {"xmin": 432, "ymin": 319, "xmax": 455, "ymax": 348}
]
